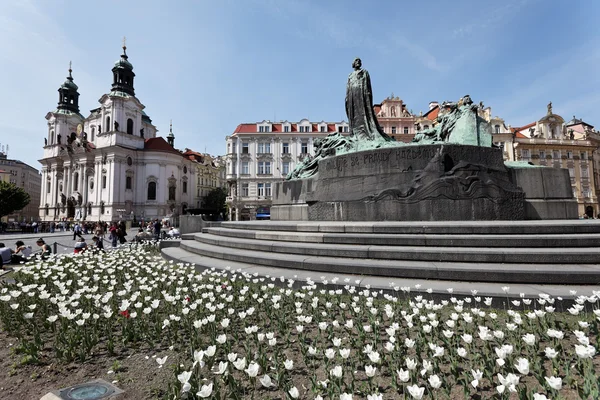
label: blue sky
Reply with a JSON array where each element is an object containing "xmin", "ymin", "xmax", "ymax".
[{"xmin": 1, "ymin": 0, "xmax": 599, "ymax": 169}]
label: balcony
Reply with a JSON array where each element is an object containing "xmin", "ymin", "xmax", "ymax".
[{"xmin": 226, "ymin": 173, "xmax": 237, "ymax": 180}]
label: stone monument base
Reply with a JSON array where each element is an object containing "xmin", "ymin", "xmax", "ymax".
[{"xmin": 273, "ymin": 144, "xmax": 576, "ymax": 221}]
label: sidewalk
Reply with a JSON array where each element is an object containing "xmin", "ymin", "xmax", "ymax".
[
  {"xmin": 0, "ymin": 228, "xmax": 140, "ymax": 241},
  {"xmin": 0, "ymin": 231, "xmax": 74, "ymax": 241}
]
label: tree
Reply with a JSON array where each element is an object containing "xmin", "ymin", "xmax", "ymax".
[
  {"xmin": 0, "ymin": 181, "xmax": 31, "ymax": 219},
  {"xmin": 202, "ymin": 187, "xmax": 227, "ymax": 214}
]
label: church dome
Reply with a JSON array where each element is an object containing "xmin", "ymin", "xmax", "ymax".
[
  {"xmin": 61, "ymin": 77, "xmax": 78, "ymax": 90},
  {"xmin": 114, "ymin": 56, "xmax": 133, "ymax": 70}
]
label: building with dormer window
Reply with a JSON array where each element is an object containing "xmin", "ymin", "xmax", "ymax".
[
  {"xmin": 225, "ymin": 120, "xmax": 349, "ymax": 220},
  {"xmin": 39, "ymin": 45, "xmax": 196, "ymax": 222},
  {"xmin": 511, "ymin": 103, "xmax": 600, "ymax": 217}
]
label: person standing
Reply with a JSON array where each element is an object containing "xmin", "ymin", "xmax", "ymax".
[
  {"xmin": 153, "ymin": 219, "xmax": 161, "ymax": 240},
  {"xmin": 108, "ymin": 223, "xmax": 118, "ymax": 247},
  {"xmin": 73, "ymin": 223, "xmax": 83, "ymax": 240}
]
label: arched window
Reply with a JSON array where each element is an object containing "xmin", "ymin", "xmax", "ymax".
[
  {"xmin": 106, "ymin": 116, "xmax": 111, "ymax": 132},
  {"xmin": 113, "ymin": 73, "xmax": 117, "ymax": 84},
  {"xmin": 126, "ymin": 176, "xmax": 132, "ymax": 190},
  {"xmin": 69, "ymin": 95, "xmax": 74, "ymax": 104},
  {"xmin": 148, "ymin": 182, "xmax": 157, "ymax": 200},
  {"xmin": 127, "ymin": 118, "xmax": 134, "ymax": 135},
  {"xmin": 73, "ymin": 172, "xmax": 79, "ymax": 191},
  {"xmin": 494, "ymin": 125, "xmax": 500, "ymax": 134},
  {"xmin": 91, "ymin": 127, "xmax": 95, "ymax": 141},
  {"xmin": 50, "ymin": 130, "xmax": 55, "ymax": 145}
]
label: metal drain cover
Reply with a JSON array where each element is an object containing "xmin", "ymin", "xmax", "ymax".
[{"xmin": 56, "ymin": 379, "xmax": 123, "ymax": 400}]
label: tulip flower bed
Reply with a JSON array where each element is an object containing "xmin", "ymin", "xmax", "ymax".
[{"xmin": 0, "ymin": 247, "xmax": 599, "ymax": 399}]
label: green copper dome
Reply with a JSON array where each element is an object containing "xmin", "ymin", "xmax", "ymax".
[
  {"xmin": 114, "ymin": 56, "xmax": 133, "ymax": 70},
  {"xmin": 61, "ymin": 77, "xmax": 78, "ymax": 90}
]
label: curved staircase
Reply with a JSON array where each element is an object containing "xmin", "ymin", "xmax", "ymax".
[{"xmin": 162, "ymin": 220, "xmax": 600, "ymax": 299}]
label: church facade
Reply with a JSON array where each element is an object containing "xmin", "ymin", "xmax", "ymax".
[{"xmin": 39, "ymin": 45, "xmax": 196, "ymax": 222}]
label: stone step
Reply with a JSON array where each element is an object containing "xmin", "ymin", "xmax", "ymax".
[
  {"xmin": 192, "ymin": 233, "xmax": 600, "ymax": 264},
  {"xmin": 204, "ymin": 227, "xmax": 600, "ymax": 248},
  {"xmin": 161, "ymin": 246, "xmax": 599, "ymax": 300},
  {"xmin": 219, "ymin": 220, "xmax": 600, "ymax": 235},
  {"xmin": 179, "ymin": 239, "xmax": 600, "ymax": 284}
]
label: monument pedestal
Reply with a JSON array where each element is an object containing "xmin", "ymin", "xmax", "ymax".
[{"xmin": 273, "ymin": 144, "xmax": 576, "ymax": 221}]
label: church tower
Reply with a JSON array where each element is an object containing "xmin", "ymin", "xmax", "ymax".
[
  {"xmin": 111, "ymin": 38, "xmax": 135, "ymax": 96},
  {"xmin": 167, "ymin": 120, "xmax": 175, "ymax": 147},
  {"xmin": 45, "ymin": 63, "xmax": 84, "ymax": 147},
  {"xmin": 57, "ymin": 62, "xmax": 80, "ymax": 114}
]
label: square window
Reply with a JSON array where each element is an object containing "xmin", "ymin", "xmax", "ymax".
[
  {"xmin": 282, "ymin": 143, "xmax": 289, "ymax": 154},
  {"xmin": 284, "ymin": 125, "xmax": 289, "ymax": 133},
  {"xmin": 391, "ymin": 126, "xmax": 397, "ymax": 134},
  {"xmin": 282, "ymin": 162, "xmax": 290, "ymax": 175},
  {"xmin": 257, "ymin": 183, "xmax": 264, "ymax": 196},
  {"xmin": 265, "ymin": 183, "xmax": 272, "ymax": 197},
  {"xmin": 301, "ymin": 142, "xmax": 308, "ymax": 154},
  {"xmin": 242, "ymin": 183, "xmax": 249, "ymax": 197},
  {"xmin": 242, "ymin": 162, "xmax": 249, "ymax": 175},
  {"xmin": 242, "ymin": 143, "xmax": 249, "ymax": 154},
  {"xmin": 403, "ymin": 126, "xmax": 409, "ymax": 134}
]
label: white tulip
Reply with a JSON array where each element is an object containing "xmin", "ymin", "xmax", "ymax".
[
  {"xmin": 514, "ymin": 358, "xmax": 529, "ymax": 375},
  {"xmin": 365, "ymin": 365, "xmax": 377, "ymax": 377},
  {"xmin": 428, "ymin": 374, "xmax": 442, "ymax": 389},
  {"xmin": 407, "ymin": 384, "xmax": 425, "ymax": 399},
  {"xmin": 284, "ymin": 359, "xmax": 294, "ymax": 370},
  {"xmin": 288, "ymin": 386, "xmax": 299, "ymax": 399},
  {"xmin": 397, "ymin": 368, "xmax": 410, "ymax": 382},
  {"xmin": 545, "ymin": 376, "xmax": 562, "ymax": 390},
  {"xmin": 259, "ymin": 374, "xmax": 274, "ymax": 388},
  {"xmin": 330, "ymin": 365, "xmax": 343, "ymax": 378},
  {"xmin": 245, "ymin": 361, "xmax": 260, "ymax": 377},
  {"xmin": 197, "ymin": 382, "xmax": 213, "ymax": 398},
  {"xmin": 214, "ymin": 361, "xmax": 228, "ymax": 375}
]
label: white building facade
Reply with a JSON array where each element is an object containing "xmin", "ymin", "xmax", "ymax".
[
  {"xmin": 225, "ymin": 120, "xmax": 349, "ymax": 220},
  {"xmin": 39, "ymin": 46, "xmax": 196, "ymax": 222}
]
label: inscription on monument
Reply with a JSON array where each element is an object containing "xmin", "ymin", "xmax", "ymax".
[{"xmin": 325, "ymin": 147, "xmax": 438, "ymax": 172}]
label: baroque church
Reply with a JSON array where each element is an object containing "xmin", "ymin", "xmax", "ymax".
[{"xmin": 39, "ymin": 44, "xmax": 196, "ymax": 222}]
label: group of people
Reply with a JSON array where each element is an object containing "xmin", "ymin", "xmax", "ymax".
[
  {"xmin": 0, "ymin": 218, "xmax": 176, "ymax": 269},
  {"xmin": 0, "ymin": 238, "xmax": 52, "ymax": 269}
]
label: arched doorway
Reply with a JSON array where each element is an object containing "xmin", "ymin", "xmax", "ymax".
[{"xmin": 585, "ymin": 206, "xmax": 594, "ymax": 218}]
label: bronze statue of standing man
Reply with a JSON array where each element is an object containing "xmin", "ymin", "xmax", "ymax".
[{"xmin": 345, "ymin": 58, "xmax": 393, "ymax": 143}]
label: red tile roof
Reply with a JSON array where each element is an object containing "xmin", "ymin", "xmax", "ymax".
[
  {"xmin": 510, "ymin": 122, "xmax": 536, "ymax": 138},
  {"xmin": 182, "ymin": 149, "xmax": 204, "ymax": 162},
  {"xmin": 424, "ymin": 106, "xmax": 440, "ymax": 121},
  {"xmin": 515, "ymin": 122, "xmax": 536, "ymax": 131},
  {"xmin": 144, "ymin": 137, "xmax": 182, "ymax": 155}
]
